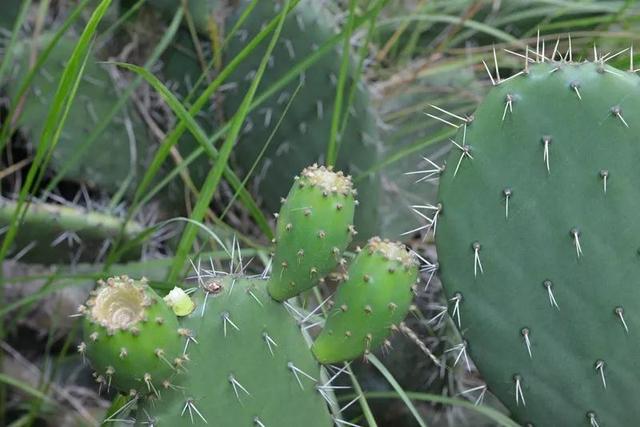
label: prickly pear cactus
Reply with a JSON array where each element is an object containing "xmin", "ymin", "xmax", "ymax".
[
  {"xmin": 433, "ymin": 54, "xmax": 640, "ymax": 425},
  {"xmin": 8, "ymin": 34, "xmax": 150, "ymax": 193},
  {"xmin": 79, "ymin": 165, "xmax": 419, "ymax": 426},
  {"xmin": 135, "ymin": 274, "xmax": 334, "ymax": 426}
]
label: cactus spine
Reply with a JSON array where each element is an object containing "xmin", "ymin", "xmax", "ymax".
[
  {"xmin": 80, "ymin": 164, "xmax": 419, "ymax": 426},
  {"xmin": 429, "ymin": 48, "xmax": 640, "ymax": 426}
]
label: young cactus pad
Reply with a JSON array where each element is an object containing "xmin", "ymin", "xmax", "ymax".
[
  {"xmin": 267, "ymin": 164, "xmax": 356, "ymax": 301},
  {"xmin": 134, "ymin": 275, "xmax": 333, "ymax": 427},
  {"xmin": 435, "ymin": 58, "xmax": 640, "ymax": 425},
  {"xmin": 312, "ymin": 237, "xmax": 418, "ymax": 364},
  {"xmin": 81, "ymin": 276, "xmax": 185, "ymax": 394}
]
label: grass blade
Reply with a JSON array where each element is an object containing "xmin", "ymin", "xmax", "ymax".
[
  {"xmin": 166, "ymin": 0, "xmax": 294, "ymax": 282},
  {"xmin": 367, "ymin": 354, "xmax": 428, "ymax": 427},
  {"xmin": 326, "ymin": 0, "xmax": 357, "ymax": 166}
]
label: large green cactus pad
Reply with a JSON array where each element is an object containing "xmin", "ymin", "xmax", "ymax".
[
  {"xmin": 135, "ymin": 275, "xmax": 333, "ymax": 427},
  {"xmin": 436, "ymin": 61, "xmax": 640, "ymax": 426}
]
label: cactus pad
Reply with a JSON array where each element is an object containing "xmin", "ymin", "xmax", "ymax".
[
  {"xmin": 9, "ymin": 34, "xmax": 149, "ymax": 193},
  {"xmin": 0, "ymin": 199, "xmax": 143, "ymax": 264},
  {"xmin": 268, "ymin": 164, "xmax": 356, "ymax": 301},
  {"xmin": 135, "ymin": 275, "xmax": 333, "ymax": 427},
  {"xmin": 313, "ymin": 237, "xmax": 418, "ymax": 364},
  {"xmin": 436, "ymin": 60, "xmax": 640, "ymax": 426},
  {"xmin": 82, "ymin": 276, "xmax": 185, "ymax": 394}
]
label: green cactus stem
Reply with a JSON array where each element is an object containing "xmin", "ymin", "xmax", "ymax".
[
  {"xmin": 312, "ymin": 237, "xmax": 418, "ymax": 364},
  {"xmin": 267, "ymin": 164, "xmax": 356, "ymax": 302},
  {"xmin": 0, "ymin": 199, "xmax": 144, "ymax": 264}
]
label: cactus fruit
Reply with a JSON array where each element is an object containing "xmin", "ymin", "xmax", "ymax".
[
  {"xmin": 312, "ymin": 237, "xmax": 418, "ymax": 364},
  {"xmin": 81, "ymin": 276, "xmax": 186, "ymax": 394},
  {"xmin": 8, "ymin": 34, "xmax": 150, "ymax": 194},
  {"xmin": 80, "ymin": 164, "xmax": 419, "ymax": 426},
  {"xmin": 267, "ymin": 164, "xmax": 356, "ymax": 301},
  {"xmin": 0, "ymin": 198, "xmax": 144, "ymax": 264},
  {"xmin": 431, "ymin": 52, "xmax": 640, "ymax": 425}
]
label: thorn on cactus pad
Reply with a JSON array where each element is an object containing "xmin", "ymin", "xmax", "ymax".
[
  {"xmin": 144, "ymin": 373, "xmax": 159, "ymax": 398},
  {"xmin": 599, "ymin": 170, "xmax": 609, "ymax": 194},
  {"xmin": 445, "ymin": 341, "xmax": 471, "ymax": 372},
  {"xmin": 615, "ymin": 306, "xmax": 629, "ymax": 333},
  {"xmin": 570, "ymin": 81, "xmax": 582, "ymax": 99},
  {"xmin": 543, "ymin": 280, "xmax": 560, "ymax": 309},
  {"xmin": 451, "ymin": 131, "xmax": 473, "ymax": 177},
  {"xmin": 570, "ymin": 228, "xmax": 583, "ymax": 258},
  {"xmin": 228, "ymin": 374, "xmax": 251, "ymax": 400},
  {"xmin": 472, "ymin": 241, "xmax": 484, "ymax": 276},
  {"xmin": 513, "ymin": 374, "xmax": 526, "ymax": 406},
  {"xmin": 587, "ymin": 411, "xmax": 600, "ymax": 427},
  {"xmin": 521, "ymin": 328, "xmax": 533, "ymax": 358},
  {"xmin": 288, "ymin": 362, "xmax": 317, "ymax": 389},
  {"xmin": 459, "ymin": 384, "xmax": 487, "ymax": 406},
  {"xmin": 595, "ymin": 359, "xmax": 607, "ymax": 388},
  {"xmin": 502, "ymin": 93, "xmax": 514, "ymax": 121},
  {"xmin": 221, "ymin": 312, "xmax": 240, "ymax": 337},
  {"xmin": 450, "ymin": 293, "xmax": 463, "ymax": 328},
  {"xmin": 610, "ymin": 105, "xmax": 629, "ymax": 127},
  {"xmin": 181, "ymin": 398, "xmax": 208, "ymax": 424},
  {"xmin": 541, "ymin": 135, "xmax": 552, "ymax": 173},
  {"xmin": 262, "ymin": 332, "xmax": 278, "ymax": 355}
]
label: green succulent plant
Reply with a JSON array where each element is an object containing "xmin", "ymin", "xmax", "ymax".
[
  {"xmin": 424, "ymin": 43, "xmax": 640, "ymax": 426},
  {"xmin": 79, "ymin": 164, "xmax": 419, "ymax": 426}
]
